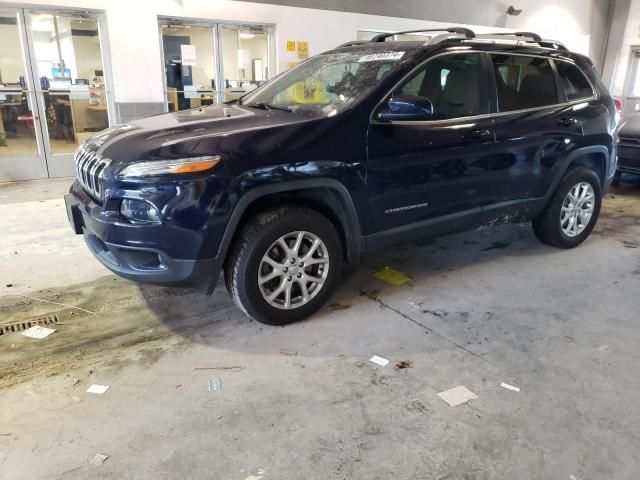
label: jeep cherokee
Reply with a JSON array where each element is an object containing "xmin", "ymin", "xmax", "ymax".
[{"xmin": 65, "ymin": 28, "xmax": 619, "ymax": 325}]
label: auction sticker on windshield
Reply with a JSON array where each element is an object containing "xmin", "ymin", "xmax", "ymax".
[{"xmin": 359, "ymin": 52, "xmax": 405, "ymax": 62}]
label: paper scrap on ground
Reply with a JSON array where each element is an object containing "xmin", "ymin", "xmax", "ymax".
[
  {"xmin": 437, "ymin": 385, "xmax": 477, "ymax": 406},
  {"xmin": 20, "ymin": 326, "xmax": 56, "ymax": 339},
  {"xmin": 86, "ymin": 384, "xmax": 110, "ymax": 395},
  {"xmin": 208, "ymin": 378, "xmax": 221, "ymax": 392},
  {"xmin": 369, "ymin": 355, "xmax": 390, "ymax": 367},
  {"xmin": 372, "ymin": 266, "xmax": 410, "ymax": 286},
  {"xmin": 90, "ymin": 454, "xmax": 108, "ymax": 465},
  {"xmin": 500, "ymin": 382, "xmax": 520, "ymax": 392}
]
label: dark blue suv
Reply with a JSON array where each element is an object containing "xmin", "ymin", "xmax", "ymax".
[{"xmin": 65, "ymin": 28, "xmax": 619, "ymax": 325}]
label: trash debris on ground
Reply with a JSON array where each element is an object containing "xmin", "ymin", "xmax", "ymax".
[
  {"xmin": 395, "ymin": 360, "xmax": 412, "ymax": 369},
  {"xmin": 71, "ymin": 378, "xmax": 80, "ymax": 386},
  {"xmin": 595, "ymin": 345, "xmax": 609, "ymax": 351},
  {"xmin": 423, "ymin": 309, "xmax": 448, "ymax": 318},
  {"xmin": 86, "ymin": 384, "xmax": 110, "ymax": 395},
  {"xmin": 279, "ymin": 349, "xmax": 298, "ymax": 356},
  {"xmin": 622, "ymin": 240, "xmax": 638, "ymax": 249},
  {"xmin": 371, "ymin": 266, "xmax": 410, "ymax": 286},
  {"xmin": 20, "ymin": 325, "xmax": 56, "ymax": 339},
  {"xmin": 194, "ymin": 366, "xmax": 244, "ymax": 371},
  {"xmin": 90, "ymin": 454, "xmax": 108, "ymax": 465},
  {"xmin": 500, "ymin": 382, "xmax": 520, "ymax": 392},
  {"xmin": 437, "ymin": 385, "xmax": 478, "ymax": 406},
  {"xmin": 5, "ymin": 283, "xmax": 13, "ymax": 288},
  {"xmin": 208, "ymin": 378, "xmax": 221, "ymax": 392},
  {"xmin": 369, "ymin": 355, "xmax": 390, "ymax": 367}
]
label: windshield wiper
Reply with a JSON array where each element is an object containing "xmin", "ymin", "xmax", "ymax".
[{"xmin": 245, "ymin": 102, "xmax": 294, "ymax": 113}]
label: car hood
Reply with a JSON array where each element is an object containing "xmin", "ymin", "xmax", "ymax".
[
  {"xmin": 88, "ymin": 103, "xmax": 327, "ymax": 164},
  {"xmin": 620, "ymin": 113, "xmax": 640, "ymax": 137}
]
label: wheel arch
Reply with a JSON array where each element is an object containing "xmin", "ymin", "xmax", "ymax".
[
  {"xmin": 545, "ymin": 145, "xmax": 609, "ymax": 202},
  {"xmin": 217, "ymin": 179, "xmax": 364, "ymax": 272}
]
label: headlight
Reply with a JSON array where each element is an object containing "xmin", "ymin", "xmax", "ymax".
[
  {"xmin": 121, "ymin": 198, "xmax": 161, "ymax": 225},
  {"xmin": 118, "ymin": 155, "xmax": 221, "ymax": 178}
]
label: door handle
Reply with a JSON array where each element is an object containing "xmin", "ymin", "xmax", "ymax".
[
  {"xmin": 558, "ymin": 117, "xmax": 578, "ymax": 127},
  {"xmin": 464, "ymin": 129, "xmax": 492, "ymax": 140}
]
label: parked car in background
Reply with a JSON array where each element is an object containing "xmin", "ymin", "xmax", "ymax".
[
  {"xmin": 617, "ymin": 113, "xmax": 640, "ymax": 178},
  {"xmin": 65, "ymin": 28, "xmax": 619, "ymax": 325}
]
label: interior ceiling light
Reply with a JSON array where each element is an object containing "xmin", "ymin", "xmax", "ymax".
[
  {"xmin": 506, "ymin": 5, "xmax": 523, "ymax": 15},
  {"xmin": 239, "ymin": 32, "xmax": 256, "ymax": 39}
]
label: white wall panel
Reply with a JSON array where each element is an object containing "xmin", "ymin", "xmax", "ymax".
[{"xmin": 6, "ymin": 0, "xmax": 594, "ymax": 104}]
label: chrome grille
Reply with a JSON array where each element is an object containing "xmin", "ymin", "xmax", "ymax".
[{"xmin": 74, "ymin": 145, "xmax": 110, "ymax": 199}]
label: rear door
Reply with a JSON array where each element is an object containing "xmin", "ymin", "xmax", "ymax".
[
  {"xmin": 486, "ymin": 53, "xmax": 584, "ymax": 218},
  {"xmin": 366, "ymin": 51, "xmax": 496, "ymax": 237}
]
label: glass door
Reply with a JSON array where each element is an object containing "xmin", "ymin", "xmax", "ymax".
[
  {"xmin": 160, "ymin": 22, "xmax": 219, "ymax": 112},
  {"xmin": 219, "ymin": 25, "xmax": 273, "ymax": 102},
  {"xmin": 0, "ymin": 8, "xmax": 47, "ymax": 181},
  {"xmin": 26, "ymin": 10, "xmax": 111, "ymax": 177},
  {"xmin": 159, "ymin": 19, "xmax": 275, "ymax": 110}
]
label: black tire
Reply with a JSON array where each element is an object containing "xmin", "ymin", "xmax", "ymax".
[
  {"xmin": 532, "ymin": 167, "xmax": 602, "ymax": 248},
  {"xmin": 224, "ymin": 206, "xmax": 343, "ymax": 325}
]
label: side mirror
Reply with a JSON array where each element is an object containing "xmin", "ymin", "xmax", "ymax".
[{"xmin": 378, "ymin": 95, "xmax": 434, "ymax": 121}]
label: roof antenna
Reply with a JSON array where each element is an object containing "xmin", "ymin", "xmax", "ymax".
[{"xmin": 506, "ymin": 5, "xmax": 523, "ymax": 15}]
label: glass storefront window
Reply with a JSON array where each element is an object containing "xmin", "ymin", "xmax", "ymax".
[
  {"xmin": 0, "ymin": 12, "xmax": 39, "ymax": 159},
  {"xmin": 161, "ymin": 24, "xmax": 217, "ymax": 112},
  {"xmin": 30, "ymin": 14, "xmax": 109, "ymax": 155},
  {"xmin": 220, "ymin": 26, "xmax": 270, "ymax": 102}
]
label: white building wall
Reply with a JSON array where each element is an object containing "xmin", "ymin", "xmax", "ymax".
[
  {"xmin": 7, "ymin": 0, "xmax": 594, "ymax": 106},
  {"xmin": 612, "ymin": 0, "xmax": 640, "ymax": 96}
]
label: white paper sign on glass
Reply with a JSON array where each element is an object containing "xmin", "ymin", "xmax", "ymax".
[{"xmin": 181, "ymin": 44, "xmax": 197, "ymax": 66}]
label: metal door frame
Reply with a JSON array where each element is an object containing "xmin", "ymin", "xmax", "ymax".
[
  {"xmin": 157, "ymin": 16, "xmax": 275, "ymax": 110},
  {"xmin": 0, "ymin": 7, "xmax": 49, "ymax": 180},
  {"xmin": 0, "ymin": 6, "xmax": 114, "ymax": 180}
]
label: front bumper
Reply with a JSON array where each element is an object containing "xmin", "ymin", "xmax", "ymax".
[{"xmin": 64, "ymin": 184, "xmax": 222, "ymax": 289}]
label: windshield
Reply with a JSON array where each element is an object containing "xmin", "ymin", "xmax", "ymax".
[{"xmin": 241, "ymin": 50, "xmax": 407, "ymax": 116}]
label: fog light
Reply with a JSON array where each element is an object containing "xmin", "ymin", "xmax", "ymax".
[{"xmin": 120, "ymin": 198, "xmax": 161, "ymax": 225}]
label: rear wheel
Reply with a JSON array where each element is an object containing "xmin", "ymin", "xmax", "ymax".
[
  {"xmin": 532, "ymin": 167, "xmax": 602, "ymax": 248},
  {"xmin": 225, "ymin": 206, "xmax": 343, "ymax": 325}
]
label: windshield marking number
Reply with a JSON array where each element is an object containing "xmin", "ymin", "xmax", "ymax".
[{"xmin": 359, "ymin": 52, "xmax": 405, "ymax": 63}]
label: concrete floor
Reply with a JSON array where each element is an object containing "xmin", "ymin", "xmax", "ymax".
[{"xmin": 1, "ymin": 177, "xmax": 639, "ymax": 479}]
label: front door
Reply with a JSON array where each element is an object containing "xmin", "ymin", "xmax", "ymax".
[
  {"xmin": 366, "ymin": 52, "xmax": 495, "ymax": 238},
  {"xmin": 0, "ymin": 8, "xmax": 112, "ymax": 182}
]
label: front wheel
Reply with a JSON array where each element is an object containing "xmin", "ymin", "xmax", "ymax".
[
  {"xmin": 224, "ymin": 206, "xmax": 343, "ymax": 325},
  {"xmin": 532, "ymin": 167, "xmax": 602, "ymax": 248}
]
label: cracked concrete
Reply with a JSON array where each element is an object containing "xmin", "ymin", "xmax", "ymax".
[{"xmin": 1, "ymin": 177, "xmax": 640, "ymax": 479}]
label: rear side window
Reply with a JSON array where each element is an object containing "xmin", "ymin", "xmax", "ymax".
[
  {"xmin": 397, "ymin": 53, "xmax": 487, "ymax": 120},
  {"xmin": 555, "ymin": 61, "xmax": 594, "ymax": 101},
  {"xmin": 491, "ymin": 54, "xmax": 559, "ymax": 112}
]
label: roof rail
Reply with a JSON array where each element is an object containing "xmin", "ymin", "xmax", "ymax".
[
  {"xmin": 338, "ymin": 28, "xmax": 569, "ymax": 52},
  {"xmin": 474, "ymin": 32, "xmax": 568, "ymax": 51},
  {"xmin": 371, "ymin": 27, "xmax": 474, "ymax": 42}
]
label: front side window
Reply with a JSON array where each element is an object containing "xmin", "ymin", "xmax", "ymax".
[
  {"xmin": 397, "ymin": 53, "xmax": 486, "ymax": 120},
  {"xmin": 241, "ymin": 50, "xmax": 407, "ymax": 116},
  {"xmin": 555, "ymin": 61, "xmax": 594, "ymax": 101},
  {"xmin": 491, "ymin": 54, "xmax": 558, "ymax": 111}
]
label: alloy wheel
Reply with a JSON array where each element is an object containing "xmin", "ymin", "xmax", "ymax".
[
  {"xmin": 258, "ymin": 231, "xmax": 330, "ymax": 310},
  {"xmin": 560, "ymin": 181, "xmax": 595, "ymax": 238}
]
